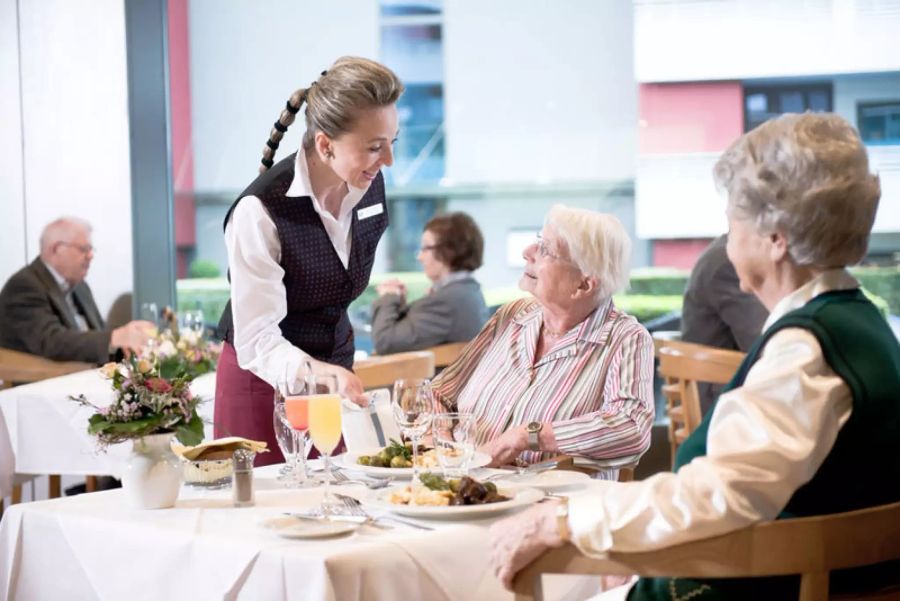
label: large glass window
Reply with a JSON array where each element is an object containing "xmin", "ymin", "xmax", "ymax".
[
  {"xmin": 743, "ymin": 83, "xmax": 833, "ymax": 132},
  {"xmin": 858, "ymin": 101, "xmax": 900, "ymax": 145}
]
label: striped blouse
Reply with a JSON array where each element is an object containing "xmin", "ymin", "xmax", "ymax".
[{"xmin": 432, "ymin": 298, "xmax": 655, "ymax": 465}]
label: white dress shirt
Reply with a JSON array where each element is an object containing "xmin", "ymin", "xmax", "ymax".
[
  {"xmin": 569, "ymin": 269, "xmax": 858, "ymax": 555},
  {"xmin": 224, "ymin": 150, "xmax": 367, "ymax": 392}
]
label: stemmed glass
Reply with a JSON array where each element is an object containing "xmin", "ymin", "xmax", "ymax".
[
  {"xmin": 180, "ymin": 309, "xmax": 205, "ymax": 338},
  {"xmin": 391, "ymin": 378, "xmax": 434, "ymax": 485},
  {"xmin": 306, "ymin": 373, "xmax": 343, "ymax": 514},
  {"xmin": 433, "ymin": 412, "xmax": 476, "ymax": 478},
  {"xmin": 273, "ymin": 371, "xmax": 315, "ymax": 487}
]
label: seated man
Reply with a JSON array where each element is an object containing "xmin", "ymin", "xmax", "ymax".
[
  {"xmin": 0, "ymin": 217, "xmax": 151, "ymax": 364},
  {"xmin": 432, "ymin": 205, "xmax": 655, "ymax": 477}
]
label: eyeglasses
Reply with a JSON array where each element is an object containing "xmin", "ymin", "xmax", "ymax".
[
  {"xmin": 58, "ymin": 241, "xmax": 94, "ymax": 254},
  {"xmin": 535, "ymin": 234, "xmax": 565, "ymax": 262},
  {"xmin": 418, "ymin": 244, "xmax": 439, "ymax": 254}
]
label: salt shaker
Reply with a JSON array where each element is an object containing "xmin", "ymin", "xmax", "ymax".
[{"xmin": 232, "ymin": 449, "xmax": 256, "ymax": 507}]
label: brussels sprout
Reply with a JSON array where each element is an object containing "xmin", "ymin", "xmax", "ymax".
[
  {"xmin": 484, "ymin": 481, "xmax": 498, "ymax": 494},
  {"xmin": 378, "ymin": 450, "xmax": 392, "ymax": 464},
  {"xmin": 357, "ymin": 456, "xmax": 371, "ymax": 466},
  {"xmin": 368, "ymin": 456, "xmax": 386, "ymax": 468},
  {"xmin": 390, "ymin": 455, "xmax": 409, "ymax": 468},
  {"xmin": 448, "ymin": 478, "xmax": 461, "ymax": 493}
]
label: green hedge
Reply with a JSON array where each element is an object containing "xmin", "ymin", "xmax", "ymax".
[{"xmin": 177, "ymin": 266, "xmax": 897, "ymax": 331}]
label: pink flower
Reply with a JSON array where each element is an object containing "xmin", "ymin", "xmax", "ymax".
[{"xmin": 145, "ymin": 377, "xmax": 172, "ymax": 394}]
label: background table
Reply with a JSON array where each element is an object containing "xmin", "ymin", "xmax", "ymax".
[
  {"xmin": 0, "ymin": 466, "xmax": 603, "ymax": 600},
  {"xmin": 0, "ymin": 369, "xmax": 216, "ymax": 498}
]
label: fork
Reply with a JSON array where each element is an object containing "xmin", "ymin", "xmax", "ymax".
[
  {"xmin": 331, "ymin": 469, "xmax": 394, "ymax": 489},
  {"xmin": 334, "ymin": 493, "xmax": 435, "ymax": 531}
]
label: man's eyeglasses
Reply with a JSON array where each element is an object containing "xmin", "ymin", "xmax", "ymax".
[{"xmin": 58, "ymin": 241, "xmax": 94, "ymax": 254}]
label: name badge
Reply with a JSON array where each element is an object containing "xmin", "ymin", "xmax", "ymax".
[{"xmin": 357, "ymin": 203, "xmax": 384, "ymax": 220}]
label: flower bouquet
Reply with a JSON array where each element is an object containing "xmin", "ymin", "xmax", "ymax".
[
  {"xmin": 144, "ymin": 327, "xmax": 221, "ymax": 380},
  {"xmin": 72, "ymin": 357, "xmax": 205, "ymax": 449}
]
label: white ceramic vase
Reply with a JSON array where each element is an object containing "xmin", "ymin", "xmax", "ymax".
[{"xmin": 122, "ymin": 432, "xmax": 183, "ymax": 509}]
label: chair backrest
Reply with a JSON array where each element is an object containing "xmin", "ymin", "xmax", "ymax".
[
  {"xmin": 0, "ymin": 347, "xmax": 94, "ymax": 388},
  {"xmin": 514, "ymin": 499, "xmax": 900, "ymax": 601},
  {"xmin": 352, "ymin": 351, "xmax": 435, "ymax": 390},
  {"xmin": 656, "ymin": 339, "xmax": 745, "ymax": 465},
  {"xmin": 425, "ymin": 342, "xmax": 467, "ymax": 369}
]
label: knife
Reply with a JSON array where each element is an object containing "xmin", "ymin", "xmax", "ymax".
[{"xmin": 283, "ymin": 513, "xmax": 391, "ymax": 529}]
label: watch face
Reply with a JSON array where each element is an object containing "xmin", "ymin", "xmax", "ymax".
[{"xmin": 527, "ymin": 421, "xmax": 542, "ymax": 433}]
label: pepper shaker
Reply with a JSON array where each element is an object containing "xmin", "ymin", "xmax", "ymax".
[{"xmin": 232, "ymin": 449, "xmax": 256, "ymax": 507}]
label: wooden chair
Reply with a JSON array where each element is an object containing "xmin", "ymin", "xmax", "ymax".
[
  {"xmin": 655, "ymin": 340, "xmax": 745, "ymax": 466},
  {"xmin": 0, "ymin": 348, "xmax": 94, "ymax": 510},
  {"xmin": 425, "ymin": 342, "xmax": 468, "ymax": 369},
  {"xmin": 513, "ymin": 500, "xmax": 900, "ymax": 601},
  {"xmin": 353, "ymin": 350, "xmax": 435, "ymax": 390}
]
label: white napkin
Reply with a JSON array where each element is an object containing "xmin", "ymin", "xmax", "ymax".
[{"xmin": 341, "ymin": 389, "xmax": 401, "ymax": 453}]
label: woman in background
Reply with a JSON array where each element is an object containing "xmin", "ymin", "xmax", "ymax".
[{"xmin": 371, "ymin": 212, "xmax": 488, "ymax": 354}]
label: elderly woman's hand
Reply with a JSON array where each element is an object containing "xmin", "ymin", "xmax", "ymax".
[
  {"xmin": 376, "ymin": 279, "xmax": 406, "ymax": 299},
  {"xmin": 480, "ymin": 425, "xmax": 528, "ymax": 467},
  {"xmin": 490, "ymin": 501, "xmax": 564, "ymax": 589}
]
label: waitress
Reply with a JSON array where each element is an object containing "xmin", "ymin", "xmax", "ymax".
[{"xmin": 215, "ymin": 56, "xmax": 404, "ymax": 465}]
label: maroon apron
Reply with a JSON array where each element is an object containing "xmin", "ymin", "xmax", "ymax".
[{"xmin": 215, "ymin": 342, "xmax": 344, "ymax": 467}]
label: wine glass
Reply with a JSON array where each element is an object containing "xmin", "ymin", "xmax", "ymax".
[
  {"xmin": 180, "ymin": 309, "xmax": 205, "ymax": 338},
  {"xmin": 391, "ymin": 378, "xmax": 434, "ymax": 485},
  {"xmin": 306, "ymin": 373, "xmax": 343, "ymax": 514},
  {"xmin": 433, "ymin": 412, "xmax": 476, "ymax": 478},
  {"xmin": 273, "ymin": 373, "xmax": 315, "ymax": 487}
]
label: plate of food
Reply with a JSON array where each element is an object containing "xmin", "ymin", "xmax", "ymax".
[
  {"xmin": 338, "ymin": 439, "xmax": 491, "ymax": 478},
  {"xmin": 366, "ymin": 473, "xmax": 544, "ymax": 519}
]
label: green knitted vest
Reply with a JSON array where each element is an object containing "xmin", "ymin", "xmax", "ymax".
[{"xmin": 629, "ymin": 289, "xmax": 900, "ymax": 600}]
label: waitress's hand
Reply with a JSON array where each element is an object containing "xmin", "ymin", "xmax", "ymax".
[
  {"xmin": 308, "ymin": 359, "xmax": 369, "ymax": 408},
  {"xmin": 376, "ymin": 279, "xmax": 406, "ymax": 299}
]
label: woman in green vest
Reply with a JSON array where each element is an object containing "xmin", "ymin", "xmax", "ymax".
[{"xmin": 488, "ymin": 112, "xmax": 900, "ymax": 600}]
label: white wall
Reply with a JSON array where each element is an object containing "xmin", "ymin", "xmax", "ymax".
[
  {"xmin": 0, "ymin": 0, "xmax": 132, "ymax": 317},
  {"xmin": 0, "ymin": 0, "xmax": 26, "ymax": 286},
  {"xmin": 635, "ymin": 0, "xmax": 900, "ymax": 83},
  {"xmin": 188, "ymin": 0, "xmax": 380, "ymax": 193},
  {"xmin": 442, "ymin": 0, "xmax": 637, "ymax": 183}
]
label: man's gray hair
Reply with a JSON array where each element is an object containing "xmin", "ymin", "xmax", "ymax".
[
  {"xmin": 39, "ymin": 217, "xmax": 92, "ymax": 253},
  {"xmin": 713, "ymin": 113, "xmax": 880, "ymax": 268},
  {"xmin": 545, "ymin": 205, "xmax": 631, "ymax": 300}
]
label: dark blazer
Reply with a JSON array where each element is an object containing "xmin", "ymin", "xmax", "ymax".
[
  {"xmin": 0, "ymin": 258, "xmax": 110, "ymax": 364},
  {"xmin": 681, "ymin": 235, "xmax": 768, "ymax": 412},
  {"xmin": 371, "ymin": 275, "xmax": 488, "ymax": 355}
]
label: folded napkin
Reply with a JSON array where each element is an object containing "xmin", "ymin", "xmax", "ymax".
[
  {"xmin": 341, "ymin": 389, "xmax": 402, "ymax": 453},
  {"xmin": 172, "ymin": 437, "xmax": 268, "ymax": 461}
]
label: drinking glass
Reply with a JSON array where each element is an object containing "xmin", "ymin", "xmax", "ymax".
[
  {"xmin": 432, "ymin": 412, "xmax": 476, "ymax": 478},
  {"xmin": 273, "ymin": 374, "xmax": 314, "ymax": 487},
  {"xmin": 391, "ymin": 378, "xmax": 434, "ymax": 485},
  {"xmin": 180, "ymin": 309, "xmax": 205, "ymax": 338},
  {"xmin": 140, "ymin": 302, "xmax": 159, "ymax": 326},
  {"xmin": 306, "ymin": 374, "xmax": 343, "ymax": 514}
]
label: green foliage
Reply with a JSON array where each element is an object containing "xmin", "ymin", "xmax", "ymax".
[
  {"xmin": 851, "ymin": 266, "xmax": 900, "ymax": 315},
  {"xmin": 188, "ymin": 259, "xmax": 222, "ymax": 279},
  {"xmin": 176, "ymin": 278, "xmax": 231, "ymax": 327},
  {"xmin": 627, "ymin": 268, "xmax": 690, "ymax": 296}
]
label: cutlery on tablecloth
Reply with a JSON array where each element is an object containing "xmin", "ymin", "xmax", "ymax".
[
  {"xmin": 334, "ymin": 493, "xmax": 435, "ymax": 531},
  {"xmin": 483, "ymin": 459, "xmax": 562, "ymax": 481}
]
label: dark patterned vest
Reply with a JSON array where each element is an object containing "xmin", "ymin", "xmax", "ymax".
[
  {"xmin": 217, "ymin": 153, "xmax": 389, "ymax": 369},
  {"xmin": 630, "ymin": 289, "xmax": 900, "ymax": 600}
]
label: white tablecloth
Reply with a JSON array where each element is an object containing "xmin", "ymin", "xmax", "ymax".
[
  {"xmin": 0, "ymin": 466, "xmax": 603, "ymax": 600},
  {"xmin": 0, "ymin": 369, "xmax": 216, "ymax": 497}
]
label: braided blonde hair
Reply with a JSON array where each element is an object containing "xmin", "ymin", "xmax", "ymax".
[{"xmin": 259, "ymin": 56, "xmax": 404, "ymax": 173}]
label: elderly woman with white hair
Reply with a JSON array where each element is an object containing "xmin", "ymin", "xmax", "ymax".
[
  {"xmin": 489, "ymin": 113, "xmax": 900, "ymax": 600},
  {"xmin": 431, "ymin": 205, "xmax": 655, "ymax": 474}
]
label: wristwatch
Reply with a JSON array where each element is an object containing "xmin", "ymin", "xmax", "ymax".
[{"xmin": 526, "ymin": 421, "xmax": 543, "ymax": 451}]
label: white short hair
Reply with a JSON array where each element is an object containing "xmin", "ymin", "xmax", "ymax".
[
  {"xmin": 545, "ymin": 205, "xmax": 631, "ymax": 299},
  {"xmin": 713, "ymin": 113, "xmax": 880, "ymax": 268},
  {"xmin": 39, "ymin": 217, "xmax": 92, "ymax": 253}
]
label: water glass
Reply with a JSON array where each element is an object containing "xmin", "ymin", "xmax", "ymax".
[
  {"xmin": 140, "ymin": 302, "xmax": 159, "ymax": 326},
  {"xmin": 391, "ymin": 378, "xmax": 434, "ymax": 485},
  {"xmin": 180, "ymin": 309, "xmax": 205, "ymax": 337},
  {"xmin": 433, "ymin": 412, "xmax": 476, "ymax": 478}
]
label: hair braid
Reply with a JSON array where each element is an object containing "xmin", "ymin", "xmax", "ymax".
[{"xmin": 259, "ymin": 87, "xmax": 308, "ymax": 173}]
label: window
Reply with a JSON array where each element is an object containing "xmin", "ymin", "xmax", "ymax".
[
  {"xmin": 743, "ymin": 83, "xmax": 833, "ymax": 132},
  {"xmin": 858, "ymin": 101, "xmax": 900, "ymax": 145}
]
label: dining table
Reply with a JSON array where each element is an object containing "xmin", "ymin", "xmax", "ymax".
[
  {"xmin": 0, "ymin": 463, "xmax": 604, "ymax": 600},
  {"xmin": 0, "ymin": 368, "xmax": 216, "ymax": 498}
]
